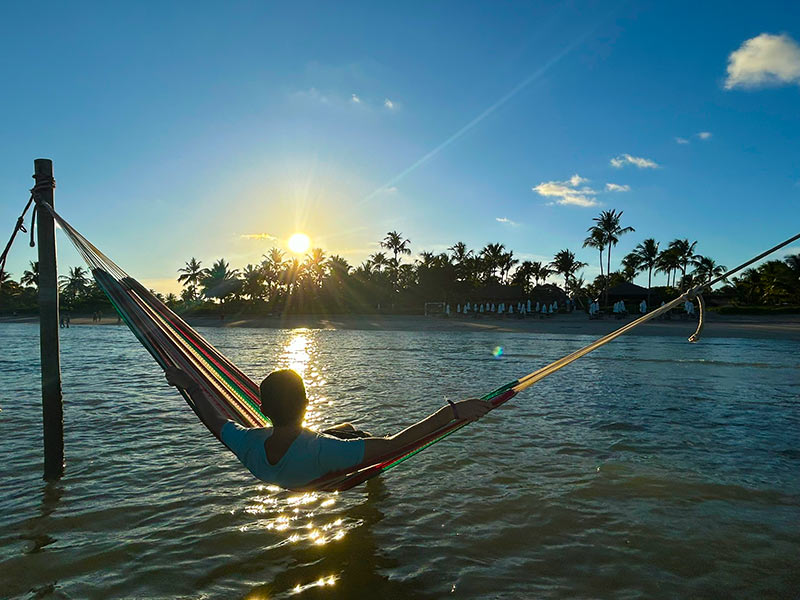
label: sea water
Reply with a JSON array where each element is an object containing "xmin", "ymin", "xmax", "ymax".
[{"xmin": 0, "ymin": 323, "xmax": 798, "ymax": 599}]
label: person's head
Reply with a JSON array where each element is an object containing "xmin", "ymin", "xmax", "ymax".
[{"xmin": 259, "ymin": 369, "xmax": 307, "ymax": 427}]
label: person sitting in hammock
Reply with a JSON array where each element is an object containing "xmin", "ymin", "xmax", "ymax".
[{"xmin": 165, "ymin": 366, "xmax": 490, "ymax": 490}]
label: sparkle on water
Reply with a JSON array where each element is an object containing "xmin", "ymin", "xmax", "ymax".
[{"xmin": 0, "ymin": 324, "xmax": 798, "ymax": 598}]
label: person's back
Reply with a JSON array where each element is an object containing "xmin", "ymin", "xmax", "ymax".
[{"xmin": 221, "ymin": 422, "xmax": 364, "ymax": 489}]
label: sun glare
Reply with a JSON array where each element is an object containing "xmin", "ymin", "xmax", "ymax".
[{"xmin": 288, "ymin": 233, "xmax": 311, "ymax": 254}]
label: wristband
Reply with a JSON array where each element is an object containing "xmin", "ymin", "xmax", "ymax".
[{"xmin": 447, "ymin": 400, "xmax": 459, "ymax": 420}]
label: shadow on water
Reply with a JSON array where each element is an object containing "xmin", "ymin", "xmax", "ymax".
[
  {"xmin": 20, "ymin": 481, "xmax": 64, "ymax": 555},
  {"xmin": 200, "ymin": 477, "xmax": 434, "ymax": 600}
]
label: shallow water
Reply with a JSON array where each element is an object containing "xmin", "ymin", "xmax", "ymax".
[{"xmin": 1, "ymin": 323, "xmax": 798, "ymax": 599}]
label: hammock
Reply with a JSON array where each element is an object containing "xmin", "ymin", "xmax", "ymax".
[{"xmin": 43, "ymin": 202, "xmax": 800, "ymax": 492}]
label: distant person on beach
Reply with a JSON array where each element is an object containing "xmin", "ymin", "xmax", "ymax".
[{"xmin": 164, "ymin": 366, "xmax": 490, "ymax": 489}]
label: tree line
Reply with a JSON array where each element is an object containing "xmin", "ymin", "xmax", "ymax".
[{"xmin": 1, "ymin": 209, "xmax": 799, "ymax": 315}]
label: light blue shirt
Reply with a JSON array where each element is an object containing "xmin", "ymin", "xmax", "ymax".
[{"xmin": 220, "ymin": 421, "xmax": 365, "ymax": 489}]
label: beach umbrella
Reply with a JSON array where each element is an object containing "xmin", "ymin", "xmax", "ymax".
[
  {"xmin": 457, "ymin": 304, "xmax": 461, "ymax": 313},
  {"xmin": 480, "ymin": 304, "xmax": 485, "ymax": 313},
  {"xmin": 535, "ymin": 302, "xmax": 540, "ymax": 312},
  {"xmin": 527, "ymin": 299, "xmax": 532, "ymax": 312},
  {"xmin": 509, "ymin": 305, "xmax": 514, "ymax": 314},
  {"xmin": 548, "ymin": 304, "xmax": 553, "ymax": 314},
  {"xmin": 554, "ymin": 301, "xmax": 558, "ymax": 311},
  {"xmin": 446, "ymin": 304, "xmax": 451, "ymax": 316}
]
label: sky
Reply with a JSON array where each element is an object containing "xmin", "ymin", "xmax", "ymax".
[{"xmin": 1, "ymin": 1, "xmax": 799, "ymax": 294}]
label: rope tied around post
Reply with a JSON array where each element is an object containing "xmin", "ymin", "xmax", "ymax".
[{"xmin": 0, "ymin": 176, "xmax": 56, "ymax": 281}]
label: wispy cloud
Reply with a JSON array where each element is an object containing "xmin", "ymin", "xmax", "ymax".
[
  {"xmin": 675, "ymin": 137, "xmax": 690, "ymax": 144},
  {"xmin": 291, "ymin": 87, "xmax": 330, "ymax": 104},
  {"xmin": 610, "ymin": 154, "xmax": 659, "ymax": 169},
  {"xmin": 351, "ymin": 93, "xmax": 361, "ymax": 104},
  {"xmin": 533, "ymin": 174, "xmax": 598, "ymax": 207},
  {"xmin": 241, "ymin": 233, "xmax": 278, "ymax": 241},
  {"xmin": 725, "ymin": 33, "xmax": 800, "ymax": 89},
  {"xmin": 384, "ymin": 98, "xmax": 395, "ymax": 109},
  {"xmin": 697, "ymin": 131, "xmax": 712, "ymax": 140},
  {"xmin": 605, "ymin": 183, "xmax": 630, "ymax": 192},
  {"xmin": 496, "ymin": 217, "xmax": 520, "ymax": 226}
]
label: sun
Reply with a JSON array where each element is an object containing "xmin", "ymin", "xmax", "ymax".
[{"xmin": 288, "ymin": 233, "xmax": 311, "ymax": 254}]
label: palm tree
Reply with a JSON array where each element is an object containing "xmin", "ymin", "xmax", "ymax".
[
  {"xmin": 201, "ymin": 259, "xmax": 240, "ymax": 300},
  {"xmin": 0, "ymin": 269, "xmax": 11, "ymax": 288},
  {"xmin": 691, "ymin": 255, "xmax": 727, "ymax": 285},
  {"xmin": 511, "ymin": 260, "xmax": 535, "ymax": 294},
  {"xmin": 381, "ymin": 231, "xmax": 411, "ymax": 292},
  {"xmin": 592, "ymin": 209, "xmax": 635, "ymax": 301},
  {"xmin": 59, "ymin": 266, "xmax": 90, "ymax": 296},
  {"xmin": 304, "ymin": 248, "xmax": 328, "ymax": 288},
  {"xmin": 530, "ymin": 261, "xmax": 552, "ymax": 286},
  {"xmin": 262, "ymin": 247, "xmax": 286, "ymax": 299},
  {"xmin": 784, "ymin": 253, "xmax": 800, "ymax": 276},
  {"xmin": 21, "ymin": 261, "xmax": 39, "ymax": 288},
  {"xmin": 326, "ymin": 255, "xmax": 351, "ymax": 277},
  {"xmin": 667, "ymin": 238, "xmax": 698, "ymax": 290},
  {"xmin": 498, "ymin": 251, "xmax": 519, "ymax": 284},
  {"xmin": 241, "ymin": 264, "xmax": 266, "ymax": 300},
  {"xmin": 448, "ymin": 241, "xmax": 473, "ymax": 282},
  {"xmin": 629, "ymin": 238, "xmax": 659, "ymax": 302},
  {"xmin": 368, "ymin": 252, "xmax": 389, "ymax": 272},
  {"xmin": 480, "ymin": 243, "xmax": 506, "ymax": 282},
  {"xmin": 549, "ymin": 249, "xmax": 587, "ymax": 294},
  {"xmin": 656, "ymin": 247, "xmax": 681, "ymax": 287},
  {"xmin": 177, "ymin": 258, "xmax": 207, "ymax": 300},
  {"xmin": 582, "ymin": 227, "xmax": 606, "ymax": 278}
]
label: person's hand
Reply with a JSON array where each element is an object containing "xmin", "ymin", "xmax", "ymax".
[
  {"xmin": 165, "ymin": 366, "xmax": 196, "ymax": 389},
  {"xmin": 454, "ymin": 398, "xmax": 491, "ymax": 422}
]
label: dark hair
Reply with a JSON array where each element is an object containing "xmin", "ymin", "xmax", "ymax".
[{"xmin": 259, "ymin": 369, "xmax": 307, "ymax": 426}]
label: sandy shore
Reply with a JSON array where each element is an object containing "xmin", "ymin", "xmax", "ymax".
[{"xmin": 5, "ymin": 311, "xmax": 795, "ymax": 340}]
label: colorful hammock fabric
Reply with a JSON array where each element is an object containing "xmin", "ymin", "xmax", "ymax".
[
  {"xmin": 46, "ymin": 205, "xmax": 521, "ymax": 491},
  {"xmin": 45, "ymin": 201, "xmax": 748, "ymax": 491}
]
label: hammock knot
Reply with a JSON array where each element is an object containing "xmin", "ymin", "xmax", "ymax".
[{"xmin": 30, "ymin": 174, "xmax": 56, "ymax": 197}]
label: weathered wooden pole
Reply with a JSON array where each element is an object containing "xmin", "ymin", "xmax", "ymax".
[{"xmin": 34, "ymin": 158, "xmax": 64, "ymax": 480}]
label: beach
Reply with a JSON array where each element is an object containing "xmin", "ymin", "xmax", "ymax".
[{"xmin": 5, "ymin": 311, "xmax": 800, "ymax": 340}]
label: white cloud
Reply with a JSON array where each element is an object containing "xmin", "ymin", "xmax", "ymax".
[
  {"xmin": 697, "ymin": 131, "xmax": 712, "ymax": 140},
  {"xmin": 610, "ymin": 154, "xmax": 659, "ymax": 169},
  {"xmin": 725, "ymin": 33, "xmax": 800, "ymax": 89},
  {"xmin": 533, "ymin": 174, "xmax": 598, "ymax": 207},
  {"xmin": 351, "ymin": 93, "xmax": 361, "ymax": 103},
  {"xmin": 384, "ymin": 186, "xmax": 398, "ymax": 193},
  {"xmin": 605, "ymin": 183, "xmax": 630, "ymax": 192},
  {"xmin": 384, "ymin": 98, "xmax": 395, "ymax": 109},
  {"xmin": 241, "ymin": 233, "xmax": 278, "ymax": 241},
  {"xmin": 291, "ymin": 87, "xmax": 330, "ymax": 104},
  {"xmin": 675, "ymin": 137, "xmax": 690, "ymax": 144},
  {"xmin": 496, "ymin": 217, "xmax": 520, "ymax": 226}
]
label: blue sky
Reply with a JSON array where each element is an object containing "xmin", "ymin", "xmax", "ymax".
[{"xmin": 1, "ymin": 1, "xmax": 798, "ymax": 293}]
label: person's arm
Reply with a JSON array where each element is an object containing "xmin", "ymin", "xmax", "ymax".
[
  {"xmin": 361, "ymin": 398, "xmax": 491, "ymax": 463},
  {"xmin": 165, "ymin": 366, "xmax": 228, "ymax": 437}
]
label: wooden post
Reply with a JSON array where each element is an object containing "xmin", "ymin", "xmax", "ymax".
[{"xmin": 34, "ymin": 158, "xmax": 64, "ymax": 480}]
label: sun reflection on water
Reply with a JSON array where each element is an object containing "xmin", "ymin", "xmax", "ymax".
[{"xmin": 277, "ymin": 330, "xmax": 330, "ymax": 431}]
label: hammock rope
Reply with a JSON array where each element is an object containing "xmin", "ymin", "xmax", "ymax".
[{"xmin": 29, "ymin": 199, "xmax": 800, "ymax": 491}]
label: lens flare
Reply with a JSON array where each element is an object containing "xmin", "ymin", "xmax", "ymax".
[{"xmin": 492, "ymin": 346, "xmax": 504, "ymax": 358}]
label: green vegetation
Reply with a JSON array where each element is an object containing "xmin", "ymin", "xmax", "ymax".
[{"xmin": 2, "ymin": 211, "xmax": 799, "ymax": 316}]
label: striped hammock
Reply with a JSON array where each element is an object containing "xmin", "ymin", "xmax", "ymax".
[
  {"xmin": 49, "ymin": 206, "xmax": 521, "ymax": 491},
  {"xmin": 47, "ymin": 202, "xmax": 719, "ymax": 491}
]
